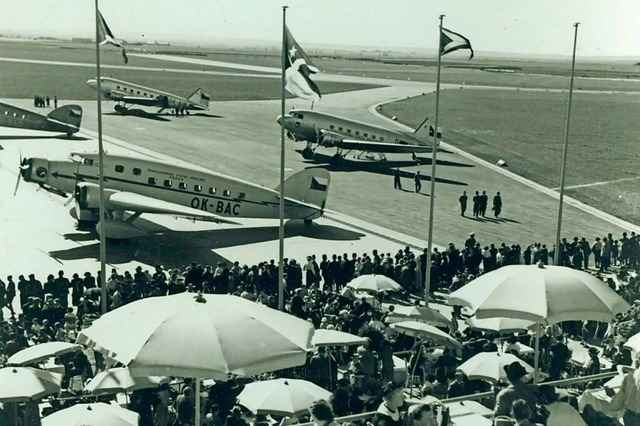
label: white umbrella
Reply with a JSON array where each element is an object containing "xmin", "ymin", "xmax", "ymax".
[
  {"xmin": 312, "ymin": 329, "xmax": 368, "ymax": 347},
  {"xmin": 346, "ymin": 274, "xmax": 402, "ymax": 293},
  {"xmin": 7, "ymin": 342, "xmax": 82, "ymax": 366},
  {"xmin": 0, "ymin": 367, "xmax": 62, "ymax": 402},
  {"xmin": 390, "ymin": 321, "xmax": 461, "ymax": 347},
  {"xmin": 466, "ymin": 317, "xmax": 535, "ymax": 334},
  {"xmin": 458, "ymin": 352, "xmax": 534, "ymax": 383},
  {"xmin": 77, "ymin": 293, "xmax": 314, "ymax": 426},
  {"xmin": 238, "ymin": 378, "xmax": 332, "ymax": 416},
  {"xmin": 42, "ymin": 403, "xmax": 139, "ymax": 426},
  {"xmin": 448, "ymin": 265, "xmax": 629, "ymax": 323},
  {"xmin": 84, "ymin": 367, "xmax": 170, "ymax": 395},
  {"xmin": 385, "ymin": 304, "xmax": 451, "ymax": 327},
  {"xmin": 624, "ymin": 332, "xmax": 640, "ymax": 353}
]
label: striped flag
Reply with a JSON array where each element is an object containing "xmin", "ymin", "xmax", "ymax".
[
  {"xmin": 284, "ymin": 26, "xmax": 321, "ymax": 102},
  {"xmin": 440, "ymin": 27, "xmax": 474, "ymax": 60},
  {"xmin": 97, "ymin": 11, "xmax": 128, "ymax": 64}
]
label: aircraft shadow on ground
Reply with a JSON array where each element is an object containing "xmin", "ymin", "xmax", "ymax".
[
  {"xmin": 104, "ymin": 110, "xmax": 171, "ymax": 122},
  {"xmin": 51, "ymin": 219, "xmax": 364, "ymax": 268},
  {"xmin": 464, "ymin": 215, "xmax": 522, "ymax": 224},
  {"xmin": 0, "ymin": 134, "xmax": 89, "ymax": 141},
  {"xmin": 301, "ymin": 152, "xmax": 469, "ymax": 186}
]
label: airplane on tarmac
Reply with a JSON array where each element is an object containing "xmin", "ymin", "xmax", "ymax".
[
  {"xmin": 0, "ymin": 102, "xmax": 82, "ymax": 138},
  {"xmin": 277, "ymin": 109, "xmax": 441, "ymax": 161},
  {"xmin": 15, "ymin": 153, "xmax": 330, "ymax": 239},
  {"xmin": 86, "ymin": 77, "xmax": 210, "ymax": 115}
]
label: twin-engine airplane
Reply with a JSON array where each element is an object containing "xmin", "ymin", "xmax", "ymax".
[
  {"xmin": 86, "ymin": 77, "xmax": 210, "ymax": 115},
  {"xmin": 16, "ymin": 153, "xmax": 330, "ymax": 239},
  {"xmin": 277, "ymin": 109, "xmax": 439, "ymax": 161},
  {"xmin": 0, "ymin": 102, "xmax": 82, "ymax": 138}
]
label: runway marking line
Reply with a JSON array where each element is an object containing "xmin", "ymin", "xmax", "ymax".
[{"xmin": 551, "ymin": 176, "xmax": 640, "ymax": 191}]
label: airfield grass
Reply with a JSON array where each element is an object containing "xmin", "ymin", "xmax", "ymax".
[
  {"xmin": 0, "ymin": 61, "xmax": 381, "ymax": 101},
  {"xmin": 0, "ymin": 40, "xmax": 268, "ymax": 74},
  {"xmin": 379, "ymin": 88, "xmax": 640, "ymax": 224}
]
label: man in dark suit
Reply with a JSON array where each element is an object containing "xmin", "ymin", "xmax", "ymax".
[
  {"xmin": 480, "ymin": 190, "xmax": 489, "ymax": 217},
  {"xmin": 459, "ymin": 191, "xmax": 468, "ymax": 216},
  {"xmin": 472, "ymin": 191, "xmax": 480, "ymax": 218}
]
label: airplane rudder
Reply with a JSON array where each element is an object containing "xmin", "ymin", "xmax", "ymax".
[{"xmin": 48, "ymin": 105, "xmax": 83, "ymax": 129}]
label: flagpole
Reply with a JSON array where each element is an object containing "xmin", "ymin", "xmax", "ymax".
[
  {"xmin": 423, "ymin": 14, "xmax": 445, "ymax": 306},
  {"xmin": 94, "ymin": 0, "xmax": 108, "ymax": 315},
  {"xmin": 278, "ymin": 5, "xmax": 288, "ymax": 311},
  {"xmin": 554, "ymin": 22, "xmax": 579, "ymax": 266}
]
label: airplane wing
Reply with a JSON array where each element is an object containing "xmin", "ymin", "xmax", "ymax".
[
  {"xmin": 334, "ymin": 139, "xmax": 433, "ymax": 154},
  {"xmin": 106, "ymin": 191, "xmax": 238, "ymax": 224}
]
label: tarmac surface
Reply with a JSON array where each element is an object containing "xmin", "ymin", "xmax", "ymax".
[{"xmin": 0, "ymin": 56, "xmax": 636, "ymax": 278}]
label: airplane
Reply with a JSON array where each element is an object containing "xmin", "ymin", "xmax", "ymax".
[
  {"xmin": 0, "ymin": 102, "xmax": 82, "ymax": 138},
  {"xmin": 15, "ymin": 153, "xmax": 330, "ymax": 239},
  {"xmin": 277, "ymin": 109, "xmax": 441, "ymax": 161},
  {"xmin": 86, "ymin": 77, "xmax": 210, "ymax": 115}
]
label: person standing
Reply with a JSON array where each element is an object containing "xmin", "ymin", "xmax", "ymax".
[
  {"xmin": 46, "ymin": 96, "xmax": 51, "ymax": 107},
  {"xmin": 414, "ymin": 171, "xmax": 422, "ymax": 193},
  {"xmin": 472, "ymin": 191, "xmax": 480, "ymax": 218},
  {"xmin": 492, "ymin": 192, "xmax": 503, "ymax": 218},
  {"xmin": 480, "ymin": 190, "xmax": 489, "ymax": 217},
  {"xmin": 54, "ymin": 96, "xmax": 58, "ymax": 109},
  {"xmin": 5, "ymin": 275, "xmax": 16, "ymax": 316},
  {"xmin": 393, "ymin": 168, "xmax": 402, "ymax": 190},
  {"xmin": 459, "ymin": 191, "xmax": 468, "ymax": 216}
]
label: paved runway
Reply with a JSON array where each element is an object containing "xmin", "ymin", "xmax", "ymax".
[{"xmin": 0, "ymin": 57, "xmax": 635, "ymax": 279}]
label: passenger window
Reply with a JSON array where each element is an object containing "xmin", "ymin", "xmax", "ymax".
[
  {"xmin": 338, "ymin": 127, "xmax": 343, "ymax": 131},
  {"xmin": 371, "ymin": 135, "xmax": 376, "ymax": 140},
  {"xmin": 347, "ymin": 129, "xmax": 351, "ymax": 134},
  {"xmin": 329, "ymin": 125, "xmax": 335, "ymax": 130},
  {"xmin": 194, "ymin": 185, "xmax": 203, "ymax": 192},
  {"xmin": 355, "ymin": 131, "xmax": 360, "ymax": 136},
  {"xmin": 164, "ymin": 179, "xmax": 172, "ymax": 187},
  {"xmin": 223, "ymin": 189, "xmax": 231, "ymax": 197},
  {"xmin": 209, "ymin": 187, "xmax": 217, "ymax": 194},
  {"xmin": 363, "ymin": 133, "xmax": 368, "ymax": 138},
  {"xmin": 21, "ymin": 115, "xmax": 26, "ymax": 119},
  {"xmin": 84, "ymin": 159, "xmax": 94, "ymax": 166},
  {"xmin": 132, "ymin": 168, "xmax": 141, "ymax": 176},
  {"xmin": 178, "ymin": 182, "xmax": 187, "ymax": 190},
  {"xmin": 115, "ymin": 165, "xmax": 124, "ymax": 173},
  {"xmin": 148, "ymin": 177, "xmax": 156, "ymax": 185}
]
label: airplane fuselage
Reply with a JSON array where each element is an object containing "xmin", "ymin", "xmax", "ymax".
[
  {"xmin": 22, "ymin": 155, "xmax": 322, "ymax": 221},
  {"xmin": 283, "ymin": 109, "xmax": 425, "ymax": 147}
]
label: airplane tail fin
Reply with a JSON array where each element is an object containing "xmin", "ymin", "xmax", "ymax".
[
  {"xmin": 276, "ymin": 168, "xmax": 331, "ymax": 211},
  {"xmin": 47, "ymin": 105, "xmax": 83, "ymax": 131},
  {"xmin": 187, "ymin": 88, "xmax": 210, "ymax": 110}
]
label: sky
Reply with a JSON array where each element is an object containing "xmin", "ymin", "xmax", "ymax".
[{"xmin": 1, "ymin": 0, "xmax": 639, "ymax": 57}]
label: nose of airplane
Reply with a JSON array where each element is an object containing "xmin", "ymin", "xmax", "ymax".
[{"xmin": 86, "ymin": 78, "xmax": 97, "ymax": 88}]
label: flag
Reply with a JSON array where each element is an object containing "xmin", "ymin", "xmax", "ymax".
[
  {"xmin": 284, "ymin": 26, "xmax": 321, "ymax": 102},
  {"xmin": 440, "ymin": 27, "xmax": 474, "ymax": 60},
  {"xmin": 97, "ymin": 11, "xmax": 128, "ymax": 64}
]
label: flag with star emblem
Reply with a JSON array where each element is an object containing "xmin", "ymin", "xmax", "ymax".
[
  {"xmin": 284, "ymin": 26, "xmax": 321, "ymax": 101},
  {"xmin": 440, "ymin": 27, "xmax": 474, "ymax": 60},
  {"xmin": 97, "ymin": 10, "xmax": 128, "ymax": 64}
]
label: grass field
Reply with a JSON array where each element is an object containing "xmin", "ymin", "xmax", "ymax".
[
  {"xmin": 0, "ymin": 61, "xmax": 381, "ymax": 101},
  {"xmin": 379, "ymin": 88, "xmax": 640, "ymax": 224}
]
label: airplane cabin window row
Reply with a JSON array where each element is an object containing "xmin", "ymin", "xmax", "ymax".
[{"xmin": 114, "ymin": 164, "xmax": 234, "ymax": 197}]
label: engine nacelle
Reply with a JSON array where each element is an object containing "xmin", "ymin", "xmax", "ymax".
[
  {"xmin": 96, "ymin": 220, "xmax": 147, "ymax": 239},
  {"xmin": 73, "ymin": 182, "xmax": 117, "ymax": 222},
  {"xmin": 318, "ymin": 133, "xmax": 344, "ymax": 148}
]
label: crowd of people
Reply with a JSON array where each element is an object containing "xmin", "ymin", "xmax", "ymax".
[
  {"xmin": 2, "ymin": 228, "xmax": 640, "ymax": 425},
  {"xmin": 33, "ymin": 94, "xmax": 57, "ymax": 109}
]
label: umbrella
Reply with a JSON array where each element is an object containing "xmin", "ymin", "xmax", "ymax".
[
  {"xmin": 385, "ymin": 304, "xmax": 451, "ymax": 327},
  {"xmin": 624, "ymin": 332, "xmax": 640, "ymax": 353},
  {"xmin": 448, "ymin": 265, "xmax": 629, "ymax": 323},
  {"xmin": 238, "ymin": 378, "xmax": 331, "ymax": 416},
  {"xmin": 84, "ymin": 367, "xmax": 170, "ymax": 395},
  {"xmin": 77, "ymin": 293, "xmax": 314, "ymax": 426},
  {"xmin": 346, "ymin": 274, "xmax": 402, "ymax": 293},
  {"xmin": 42, "ymin": 403, "xmax": 139, "ymax": 426},
  {"xmin": 390, "ymin": 321, "xmax": 461, "ymax": 347},
  {"xmin": 466, "ymin": 317, "xmax": 535, "ymax": 334},
  {"xmin": 458, "ymin": 352, "xmax": 534, "ymax": 383},
  {"xmin": 0, "ymin": 367, "xmax": 62, "ymax": 402},
  {"xmin": 312, "ymin": 329, "xmax": 368, "ymax": 347},
  {"xmin": 7, "ymin": 342, "xmax": 82, "ymax": 366}
]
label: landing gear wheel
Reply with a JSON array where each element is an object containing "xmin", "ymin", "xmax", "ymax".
[
  {"xmin": 114, "ymin": 105, "xmax": 128, "ymax": 114},
  {"xmin": 301, "ymin": 147, "xmax": 314, "ymax": 159}
]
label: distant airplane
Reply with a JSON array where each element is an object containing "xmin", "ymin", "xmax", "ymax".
[
  {"xmin": 0, "ymin": 102, "xmax": 82, "ymax": 138},
  {"xmin": 277, "ymin": 109, "xmax": 440, "ymax": 161},
  {"xmin": 86, "ymin": 77, "xmax": 210, "ymax": 115},
  {"xmin": 15, "ymin": 153, "xmax": 330, "ymax": 239}
]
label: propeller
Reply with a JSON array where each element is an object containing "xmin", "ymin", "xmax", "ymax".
[{"xmin": 13, "ymin": 153, "xmax": 27, "ymax": 197}]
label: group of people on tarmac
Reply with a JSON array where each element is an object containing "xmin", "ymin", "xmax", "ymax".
[
  {"xmin": 458, "ymin": 190, "xmax": 503, "ymax": 218},
  {"xmin": 33, "ymin": 95, "xmax": 57, "ymax": 108}
]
